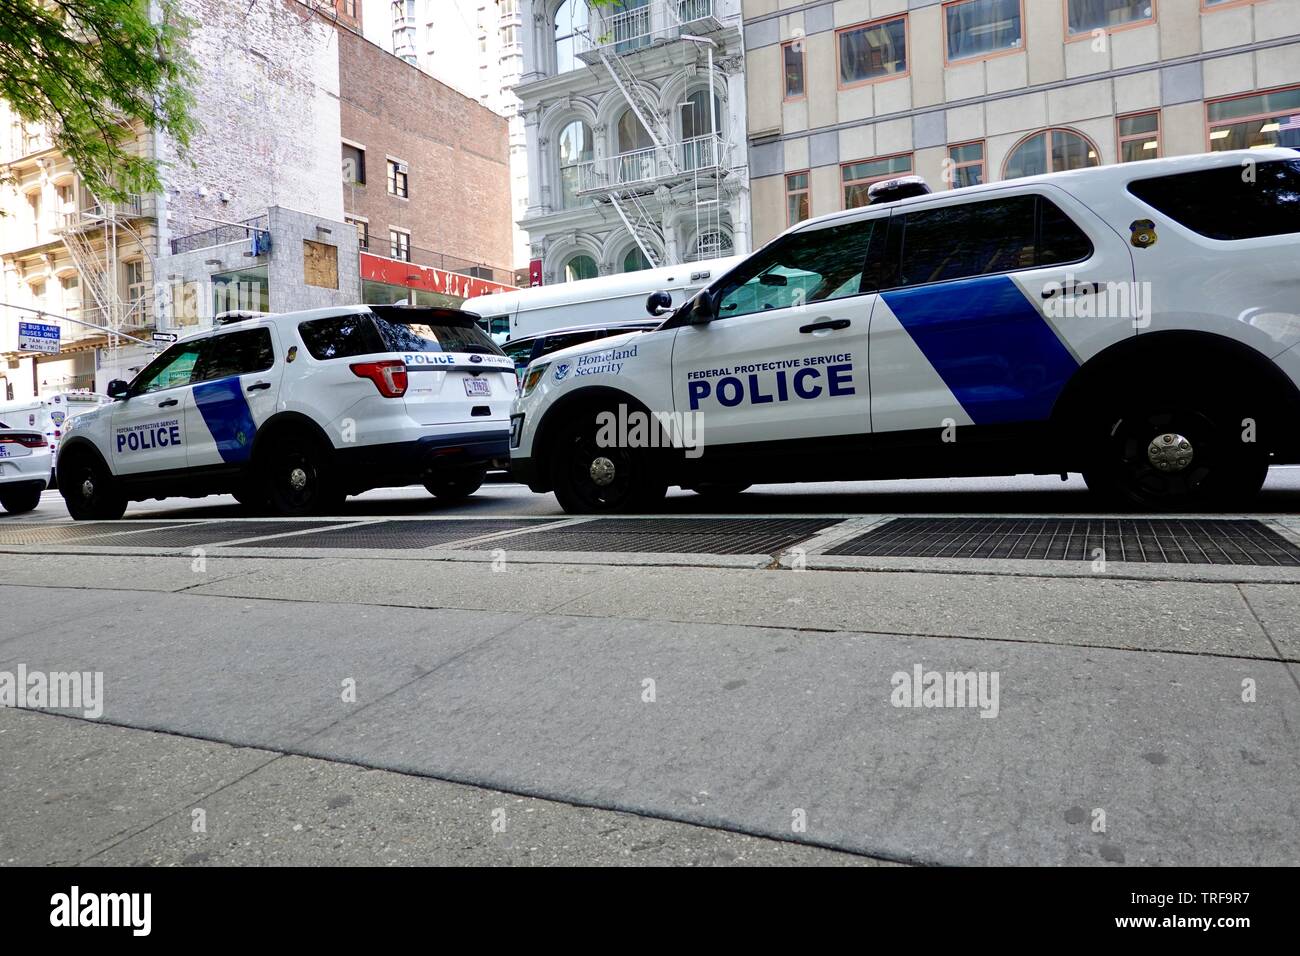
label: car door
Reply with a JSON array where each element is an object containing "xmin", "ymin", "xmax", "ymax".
[
  {"xmin": 869, "ymin": 186, "xmax": 1134, "ymax": 434},
  {"xmin": 110, "ymin": 340, "xmax": 201, "ymax": 476},
  {"xmin": 184, "ymin": 325, "xmax": 282, "ymax": 469},
  {"xmin": 670, "ymin": 213, "xmax": 883, "ymax": 450}
]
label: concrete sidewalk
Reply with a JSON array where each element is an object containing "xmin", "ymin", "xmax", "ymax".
[{"xmin": 1, "ymin": 551, "xmax": 1297, "ymax": 865}]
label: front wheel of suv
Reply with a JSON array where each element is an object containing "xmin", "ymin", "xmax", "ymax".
[
  {"xmin": 57, "ymin": 451, "xmax": 127, "ymax": 520},
  {"xmin": 548, "ymin": 412, "xmax": 667, "ymax": 514}
]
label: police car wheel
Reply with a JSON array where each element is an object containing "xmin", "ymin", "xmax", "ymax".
[
  {"xmin": 1083, "ymin": 398, "xmax": 1267, "ymax": 509},
  {"xmin": 57, "ymin": 453, "xmax": 127, "ymax": 521},
  {"xmin": 549, "ymin": 416, "xmax": 667, "ymax": 514},
  {"xmin": 423, "ymin": 466, "xmax": 486, "ymax": 501},
  {"xmin": 231, "ymin": 486, "xmax": 269, "ymax": 513},
  {"xmin": 0, "ymin": 485, "xmax": 43, "ymax": 515},
  {"xmin": 687, "ymin": 482, "xmax": 751, "ymax": 499},
  {"xmin": 261, "ymin": 436, "xmax": 343, "ymax": 516}
]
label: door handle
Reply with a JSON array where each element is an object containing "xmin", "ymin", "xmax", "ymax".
[
  {"xmin": 158, "ymin": 398, "xmax": 179, "ymax": 408},
  {"xmin": 1042, "ymin": 281, "xmax": 1099, "ymax": 299},
  {"xmin": 246, "ymin": 381, "xmax": 271, "ymax": 392},
  {"xmin": 799, "ymin": 318, "xmax": 851, "ymax": 334}
]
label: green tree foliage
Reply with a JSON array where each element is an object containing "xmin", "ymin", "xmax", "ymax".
[{"xmin": 0, "ymin": 0, "xmax": 195, "ymax": 202}]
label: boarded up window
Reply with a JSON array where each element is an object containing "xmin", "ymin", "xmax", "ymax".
[{"xmin": 303, "ymin": 240, "xmax": 339, "ymax": 289}]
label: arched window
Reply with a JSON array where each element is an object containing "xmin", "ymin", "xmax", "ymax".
[
  {"xmin": 622, "ymin": 247, "xmax": 652, "ymax": 273},
  {"xmin": 555, "ymin": 0, "xmax": 589, "ymax": 75},
  {"xmin": 563, "ymin": 254, "xmax": 598, "ymax": 283},
  {"xmin": 617, "ymin": 107, "xmax": 654, "ymax": 153},
  {"xmin": 558, "ymin": 119, "xmax": 593, "ymax": 209},
  {"xmin": 680, "ymin": 89, "xmax": 721, "ymax": 140},
  {"xmin": 616, "ymin": 107, "xmax": 656, "ymax": 183},
  {"xmin": 1002, "ymin": 128, "xmax": 1100, "ymax": 180},
  {"xmin": 690, "ymin": 230, "xmax": 733, "ymax": 262}
]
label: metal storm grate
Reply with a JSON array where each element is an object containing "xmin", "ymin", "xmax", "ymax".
[
  {"xmin": 235, "ymin": 519, "xmax": 561, "ymax": 549},
  {"xmin": 70, "ymin": 521, "xmax": 343, "ymax": 549},
  {"xmin": 827, "ymin": 517, "xmax": 1300, "ymax": 566},
  {"xmin": 466, "ymin": 517, "xmax": 837, "ymax": 555},
  {"xmin": 0, "ymin": 521, "xmax": 185, "ymax": 546}
]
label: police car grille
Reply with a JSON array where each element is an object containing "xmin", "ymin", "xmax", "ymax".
[
  {"xmin": 235, "ymin": 519, "xmax": 562, "ymax": 549},
  {"xmin": 463, "ymin": 517, "xmax": 838, "ymax": 555},
  {"xmin": 827, "ymin": 517, "xmax": 1300, "ymax": 566}
]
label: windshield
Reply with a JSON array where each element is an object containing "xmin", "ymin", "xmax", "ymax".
[{"xmin": 370, "ymin": 314, "xmax": 505, "ymax": 356}]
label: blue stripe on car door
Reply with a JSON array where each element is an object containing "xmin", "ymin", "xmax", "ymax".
[
  {"xmin": 192, "ymin": 378, "xmax": 258, "ymax": 463},
  {"xmin": 881, "ymin": 275, "xmax": 1078, "ymax": 425}
]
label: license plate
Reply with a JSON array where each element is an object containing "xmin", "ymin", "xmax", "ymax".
[{"xmin": 463, "ymin": 377, "xmax": 491, "ymax": 397}]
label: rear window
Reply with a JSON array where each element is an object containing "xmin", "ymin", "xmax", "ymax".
[
  {"xmin": 370, "ymin": 314, "xmax": 504, "ymax": 356},
  {"xmin": 1126, "ymin": 159, "xmax": 1300, "ymax": 240},
  {"xmin": 298, "ymin": 314, "xmax": 386, "ymax": 360}
]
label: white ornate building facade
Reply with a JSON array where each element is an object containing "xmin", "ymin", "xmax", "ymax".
[{"xmin": 516, "ymin": 0, "xmax": 751, "ymax": 285}]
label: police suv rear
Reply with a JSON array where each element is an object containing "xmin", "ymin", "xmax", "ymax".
[
  {"xmin": 511, "ymin": 149, "xmax": 1300, "ymax": 513},
  {"xmin": 58, "ymin": 304, "xmax": 513, "ymax": 519},
  {"xmin": 0, "ymin": 417, "xmax": 52, "ymax": 514}
]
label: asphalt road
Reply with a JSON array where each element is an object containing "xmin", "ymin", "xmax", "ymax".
[{"xmin": 13, "ymin": 465, "xmax": 1300, "ymax": 522}]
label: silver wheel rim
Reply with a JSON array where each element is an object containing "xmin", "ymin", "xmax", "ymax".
[
  {"xmin": 80, "ymin": 478, "xmax": 95, "ymax": 498},
  {"xmin": 288, "ymin": 467, "xmax": 309, "ymax": 491},
  {"xmin": 1147, "ymin": 432, "xmax": 1193, "ymax": 473},
  {"xmin": 589, "ymin": 457, "xmax": 616, "ymax": 487}
]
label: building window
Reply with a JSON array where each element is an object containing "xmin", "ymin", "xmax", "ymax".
[
  {"xmin": 60, "ymin": 274, "xmax": 80, "ymax": 314},
  {"xmin": 1117, "ymin": 111, "xmax": 1160, "ymax": 162},
  {"xmin": 554, "ymin": 0, "xmax": 588, "ymax": 75},
  {"xmin": 563, "ymin": 254, "xmax": 598, "ymax": 283},
  {"xmin": 340, "ymin": 0, "xmax": 357, "ymax": 16},
  {"xmin": 558, "ymin": 119, "xmax": 593, "ymax": 209},
  {"xmin": 1207, "ymin": 86, "xmax": 1300, "ymax": 151},
  {"xmin": 948, "ymin": 141, "xmax": 986, "ymax": 187},
  {"xmin": 387, "ymin": 159, "xmax": 409, "ymax": 198},
  {"xmin": 1066, "ymin": 0, "xmax": 1154, "ymax": 36},
  {"xmin": 342, "ymin": 143, "xmax": 366, "ymax": 185},
  {"xmin": 782, "ymin": 40, "xmax": 805, "ymax": 100},
  {"xmin": 389, "ymin": 229, "xmax": 410, "ymax": 261},
  {"xmin": 501, "ymin": 24, "xmax": 519, "ymax": 48},
  {"xmin": 616, "ymin": 107, "xmax": 655, "ymax": 182},
  {"xmin": 837, "ymin": 16, "xmax": 908, "ymax": 87},
  {"xmin": 1002, "ymin": 128, "xmax": 1099, "ymax": 179},
  {"xmin": 346, "ymin": 216, "xmax": 369, "ymax": 250},
  {"xmin": 124, "ymin": 261, "xmax": 146, "ymax": 313},
  {"xmin": 622, "ymin": 247, "xmax": 652, "ymax": 273},
  {"xmin": 786, "ymin": 171, "xmax": 811, "ymax": 225},
  {"xmin": 690, "ymin": 231, "xmax": 732, "ymax": 261},
  {"xmin": 945, "ymin": 0, "xmax": 1022, "ymax": 62},
  {"xmin": 841, "ymin": 154, "xmax": 912, "ymax": 209}
]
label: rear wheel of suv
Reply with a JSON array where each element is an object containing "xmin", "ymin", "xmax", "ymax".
[
  {"xmin": 424, "ymin": 465, "xmax": 487, "ymax": 501},
  {"xmin": 57, "ymin": 451, "xmax": 127, "ymax": 520},
  {"xmin": 1081, "ymin": 388, "xmax": 1268, "ymax": 509},
  {"xmin": 259, "ymin": 433, "xmax": 344, "ymax": 517},
  {"xmin": 548, "ymin": 412, "xmax": 667, "ymax": 514},
  {"xmin": 0, "ymin": 485, "xmax": 43, "ymax": 515}
]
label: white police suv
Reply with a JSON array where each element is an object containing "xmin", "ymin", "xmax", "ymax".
[
  {"xmin": 0, "ymin": 418, "xmax": 52, "ymax": 514},
  {"xmin": 511, "ymin": 149, "xmax": 1300, "ymax": 513},
  {"xmin": 59, "ymin": 304, "xmax": 514, "ymax": 519}
]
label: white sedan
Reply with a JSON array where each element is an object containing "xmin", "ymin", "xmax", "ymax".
[{"xmin": 0, "ymin": 418, "xmax": 52, "ymax": 514}]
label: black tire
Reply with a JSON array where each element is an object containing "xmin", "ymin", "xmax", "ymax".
[
  {"xmin": 1082, "ymin": 390, "xmax": 1268, "ymax": 510},
  {"xmin": 547, "ymin": 412, "xmax": 667, "ymax": 514},
  {"xmin": 258, "ymin": 433, "xmax": 344, "ymax": 517},
  {"xmin": 231, "ymin": 485, "xmax": 269, "ymax": 513},
  {"xmin": 57, "ymin": 451, "xmax": 127, "ymax": 520},
  {"xmin": 0, "ymin": 485, "xmax": 43, "ymax": 515},
  {"xmin": 687, "ymin": 482, "xmax": 751, "ymax": 499},
  {"xmin": 423, "ymin": 465, "xmax": 487, "ymax": 501}
]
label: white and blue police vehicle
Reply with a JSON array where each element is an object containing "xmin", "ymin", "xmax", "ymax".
[
  {"xmin": 58, "ymin": 304, "xmax": 514, "ymax": 519},
  {"xmin": 511, "ymin": 149, "xmax": 1300, "ymax": 513}
]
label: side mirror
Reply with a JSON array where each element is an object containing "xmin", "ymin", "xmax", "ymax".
[
  {"xmin": 107, "ymin": 379, "xmax": 130, "ymax": 400},
  {"xmin": 646, "ymin": 290, "xmax": 674, "ymax": 317},
  {"xmin": 689, "ymin": 292, "xmax": 717, "ymax": 325}
]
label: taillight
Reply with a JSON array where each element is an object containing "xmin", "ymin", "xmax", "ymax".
[
  {"xmin": 0, "ymin": 434, "xmax": 47, "ymax": 448},
  {"xmin": 350, "ymin": 360, "xmax": 408, "ymax": 398}
]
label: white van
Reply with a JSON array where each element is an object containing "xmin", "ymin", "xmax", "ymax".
[
  {"xmin": 0, "ymin": 391, "xmax": 112, "ymax": 474},
  {"xmin": 466, "ymin": 255, "xmax": 744, "ymax": 343}
]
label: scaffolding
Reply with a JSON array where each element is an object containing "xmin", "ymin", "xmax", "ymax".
[{"xmin": 573, "ymin": 0, "xmax": 733, "ymax": 268}]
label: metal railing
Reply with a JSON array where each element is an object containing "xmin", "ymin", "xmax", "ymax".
[
  {"xmin": 58, "ymin": 196, "xmax": 145, "ymax": 231},
  {"xmin": 576, "ymin": 135, "xmax": 725, "ymax": 193},
  {"xmin": 170, "ymin": 215, "xmax": 268, "ymax": 255},
  {"xmin": 576, "ymin": 0, "xmax": 716, "ymax": 53}
]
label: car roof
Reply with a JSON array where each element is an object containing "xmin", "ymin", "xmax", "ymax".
[
  {"xmin": 785, "ymin": 147, "xmax": 1299, "ymax": 237},
  {"xmin": 177, "ymin": 303, "xmax": 482, "ymax": 344}
]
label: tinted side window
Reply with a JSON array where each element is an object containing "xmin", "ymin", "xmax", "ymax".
[
  {"xmin": 714, "ymin": 218, "xmax": 880, "ymax": 320},
  {"xmin": 194, "ymin": 328, "xmax": 274, "ymax": 383},
  {"xmin": 1127, "ymin": 160, "xmax": 1300, "ymax": 240},
  {"xmin": 502, "ymin": 339, "xmax": 537, "ymax": 368},
  {"xmin": 132, "ymin": 341, "xmax": 202, "ymax": 394},
  {"xmin": 298, "ymin": 314, "xmax": 386, "ymax": 360},
  {"xmin": 539, "ymin": 331, "xmax": 601, "ymax": 356},
  {"xmin": 895, "ymin": 195, "xmax": 1091, "ymax": 287}
]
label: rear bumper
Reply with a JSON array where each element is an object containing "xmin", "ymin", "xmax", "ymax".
[{"xmin": 334, "ymin": 429, "xmax": 510, "ymax": 492}]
